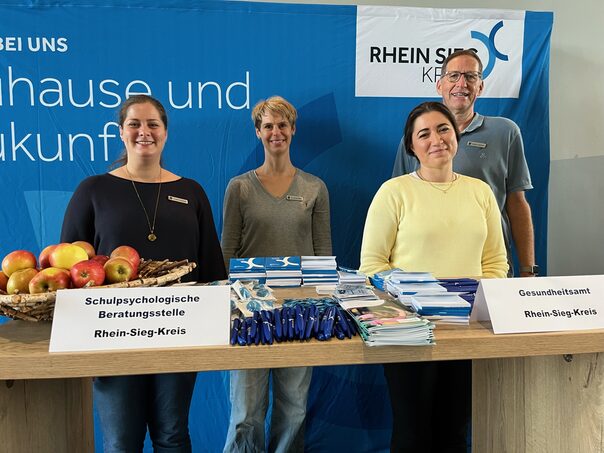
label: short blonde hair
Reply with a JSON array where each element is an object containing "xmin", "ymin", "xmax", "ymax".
[{"xmin": 251, "ymin": 96, "xmax": 297, "ymax": 130}]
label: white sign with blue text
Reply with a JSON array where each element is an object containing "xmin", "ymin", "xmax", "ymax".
[
  {"xmin": 49, "ymin": 285, "xmax": 230, "ymax": 352},
  {"xmin": 470, "ymin": 275, "xmax": 604, "ymax": 334}
]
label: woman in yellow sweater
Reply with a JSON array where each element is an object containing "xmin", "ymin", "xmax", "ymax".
[{"xmin": 360, "ymin": 101, "xmax": 507, "ymax": 452}]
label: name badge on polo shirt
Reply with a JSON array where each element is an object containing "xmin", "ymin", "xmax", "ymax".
[
  {"xmin": 467, "ymin": 141, "xmax": 487, "ymax": 149},
  {"xmin": 286, "ymin": 195, "xmax": 304, "ymax": 202},
  {"xmin": 168, "ymin": 195, "xmax": 189, "ymax": 204}
]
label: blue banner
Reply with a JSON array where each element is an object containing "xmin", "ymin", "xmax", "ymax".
[{"xmin": 0, "ymin": 2, "xmax": 552, "ymax": 451}]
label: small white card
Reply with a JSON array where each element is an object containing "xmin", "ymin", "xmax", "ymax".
[
  {"xmin": 50, "ymin": 285, "xmax": 230, "ymax": 352},
  {"xmin": 470, "ymin": 275, "xmax": 604, "ymax": 334}
]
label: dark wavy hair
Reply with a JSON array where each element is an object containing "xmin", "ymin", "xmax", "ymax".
[{"xmin": 404, "ymin": 102, "xmax": 460, "ymax": 159}]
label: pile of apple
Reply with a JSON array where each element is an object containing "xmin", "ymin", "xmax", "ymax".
[{"xmin": 0, "ymin": 242, "xmax": 141, "ymax": 295}]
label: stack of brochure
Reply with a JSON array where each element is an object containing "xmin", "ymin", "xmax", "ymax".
[
  {"xmin": 378, "ymin": 271, "xmax": 477, "ymax": 325},
  {"xmin": 438, "ymin": 278, "xmax": 480, "ymax": 305},
  {"xmin": 385, "ymin": 271, "xmax": 441, "ymax": 297},
  {"xmin": 265, "ymin": 256, "xmax": 302, "ymax": 287},
  {"xmin": 229, "ymin": 257, "xmax": 266, "ymax": 283},
  {"xmin": 301, "ymin": 256, "xmax": 339, "ymax": 287},
  {"xmin": 335, "ymin": 285, "xmax": 434, "ymax": 346},
  {"xmin": 407, "ymin": 293, "xmax": 472, "ymax": 324},
  {"xmin": 386, "ymin": 281, "xmax": 446, "ymax": 297},
  {"xmin": 337, "ymin": 266, "xmax": 367, "ymax": 285},
  {"xmin": 368, "ymin": 268, "xmax": 406, "ymax": 291}
]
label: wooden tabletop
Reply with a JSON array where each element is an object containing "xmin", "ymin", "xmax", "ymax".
[{"xmin": 1, "ymin": 287, "xmax": 603, "ymax": 380}]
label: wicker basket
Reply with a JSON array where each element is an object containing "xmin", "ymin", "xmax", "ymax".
[{"xmin": 0, "ymin": 260, "xmax": 196, "ymax": 322}]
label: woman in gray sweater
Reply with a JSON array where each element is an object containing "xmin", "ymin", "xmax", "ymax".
[{"xmin": 222, "ymin": 96, "xmax": 332, "ymax": 453}]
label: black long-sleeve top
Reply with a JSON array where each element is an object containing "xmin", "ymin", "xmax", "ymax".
[{"xmin": 60, "ymin": 173, "xmax": 226, "ymax": 283}]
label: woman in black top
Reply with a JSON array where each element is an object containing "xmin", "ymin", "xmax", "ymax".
[{"xmin": 61, "ymin": 94, "xmax": 226, "ymax": 452}]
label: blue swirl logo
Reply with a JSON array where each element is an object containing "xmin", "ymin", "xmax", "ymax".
[{"xmin": 470, "ymin": 21, "xmax": 508, "ymax": 78}]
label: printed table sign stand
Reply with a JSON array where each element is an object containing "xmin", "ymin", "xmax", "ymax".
[{"xmin": 470, "ymin": 275, "xmax": 604, "ymax": 334}]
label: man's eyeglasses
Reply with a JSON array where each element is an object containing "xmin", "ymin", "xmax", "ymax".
[{"xmin": 442, "ymin": 71, "xmax": 482, "ymax": 84}]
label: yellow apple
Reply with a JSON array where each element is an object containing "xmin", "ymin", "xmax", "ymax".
[
  {"xmin": 6, "ymin": 268, "xmax": 38, "ymax": 294},
  {"xmin": 110, "ymin": 245, "xmax": 140, "ymax": 271},
  {"xmin": 72, "ymin": 240, "xmax": 96, "ymax": 258},
  {"xmin": 2, "ymin": 250, "xmax": 37, "ymax": 277},
  {"xmin": 104, "ymin": 257, "xmax": 136, "ymax": 283},
  {"xmin": 49, "ymin": 243, "xmax": 88, "ymax": 270}
]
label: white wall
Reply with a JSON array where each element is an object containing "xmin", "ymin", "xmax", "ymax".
[{"xmin": 244, "ymin": 0, "xmax": 604, "ymax": 276}]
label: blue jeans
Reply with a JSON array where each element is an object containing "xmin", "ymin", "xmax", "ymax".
[
  {"xmin": 94, "ymin": 372, "xmax": 197, "ymax": 453},
  {"xmin": 223, "ymin": 367, "xmax": 312, "ymax": 453}
]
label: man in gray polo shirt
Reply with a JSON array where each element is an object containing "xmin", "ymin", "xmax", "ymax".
[{"xmin": 392, "ymin": 49, "xmax": 537, "ymax": 277}]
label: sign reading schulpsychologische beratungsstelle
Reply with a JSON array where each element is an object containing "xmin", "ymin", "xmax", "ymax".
[
  {"xmin": 49, "ymin": 285, "xmax": 230, "ymax": 352},
  {"xmin": 470, "ymin": 275, "xmax": 604, "ymax": 334}
]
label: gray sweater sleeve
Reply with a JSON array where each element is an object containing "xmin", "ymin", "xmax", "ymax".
[
  {"xmin": 312, "ymin": 179, "xmax": 332, "ymax": 256},
  {"xmin": 221, "ymin": 178, "xmax": 243, "ymax": 268}
]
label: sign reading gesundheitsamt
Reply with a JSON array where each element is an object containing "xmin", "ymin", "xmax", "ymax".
[{"xmin": 471, "ymin": 275, "xmax": 604, "ymax": 334}]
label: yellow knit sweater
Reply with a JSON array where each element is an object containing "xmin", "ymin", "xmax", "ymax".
[{"xmin": 360, "ymin": 174, "xmax": 508, "ymax": 279}]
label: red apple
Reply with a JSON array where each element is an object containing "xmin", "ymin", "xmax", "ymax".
[
  {"xmin": 0, "ymin": 271, "xmax": 8, "ymax": 292},
  {"xmin": 91, "ymin": 254, "xmax": 110, "ymax": 266},
  {"xmin": 49, "ymin": 243, "xmax": 88, "ymax": 270},
  {"xmin": 28, "ymin": 267, "xmax": 71, "ymax": 294},
  {"xmin": 70, "ymin": 259, "xmax": 106, "ymax": 288},
  {"xmin": 72, "ymin": 240, "xmax": 96, "ymax": 258},
  {"xmin": 2, "ymin": 250, "xmax": 37, "ymax": 277},
  {"xmin": 38, "ymin": 244, "xmax": 59, "ymax": 269},
  {"xmin": 104, "ymin": 257, "xmax": 136, "ymax": 283},
  {"xmin": 6, "ymin": 268, "xmax": 38, "ymax": 294},
  {"xmin": 110, "ymin": 245, "xmax": 140, "ymax": 271}
]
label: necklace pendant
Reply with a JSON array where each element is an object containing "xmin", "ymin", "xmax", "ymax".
[{"xmin": 148, "ymin": 233, "xmax": 157, "ymax": 242}]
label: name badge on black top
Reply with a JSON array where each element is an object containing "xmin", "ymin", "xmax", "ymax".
[
  {"xmin": 168, "ymin": 195, "xmax": 189, "ymax": 204},
  {"xmin": 286, "ymin": 195, "xmax": 304, "ymax": 202}
]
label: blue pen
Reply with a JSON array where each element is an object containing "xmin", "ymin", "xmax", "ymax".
[
  {"xmin": 268, "ymin": 316, "xmax": 275, "ymax": 344},
  {"xmin": 301, "ymin": 306, "xmax": 310, "ymax": 340},
  {"xmin": 323, "ymin": 306, "xmax": 336, "ymax": 339},
  {"xmin": 230, "ymin": 318, "xmax": 241, "ymax": 346},
  {"xmin": 335, "ymin": 308, "xmax": 350, "ymax": 339},
  {"xmin": 261, "ymin": 310, "xmax": 273, "ymax": 345},
  {"xmin": 273, "ymin": 308, "xmax": 282, "ymax": 342},
  {"xmin": 287, "ymin": 307, "xmax": 295, "ymax": 340},
  {"xmin": 318, "ymin": 310, "xmax": 327, "ymax": 339},
  {"xmin": 243, "ymin": 318, "xmax": 252, "ymax": 346},
  {"xmin": 279, "ymin": 307, "xmax": 288, "ymax": 341},
  {"xmin": 250, "ymin": 311, "xmax": 259, "ymax": 340},
  {"xmin": 295, "ymin": 305, "xmax": 305, "ymax": 339},
  {"xmin": 304, "ymin": 305, "xmax": 316, "ymax": 339},
  {"xmin": 334, "ymin": 322, "xmax": 345, "ymax": 340},
  {"xmin": 251, "ymin": 311, "xmax": 262, "ymax": 345},
  {"xmin": 315, "ymin": 306, "xmax": 323, "ymax": 338},
  {"xmin": 281, "ymin": 306, "xmax": 289, "ymax": 338}
]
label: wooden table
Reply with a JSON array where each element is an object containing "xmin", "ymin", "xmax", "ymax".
[{"xmin": 1, "ymin": 287, "xmax": 603, "ymax": 452}]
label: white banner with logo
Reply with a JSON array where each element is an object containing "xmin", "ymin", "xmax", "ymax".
[{"xmin": 356, "ymin": 6, "xmax": 525, "ymax": 98}]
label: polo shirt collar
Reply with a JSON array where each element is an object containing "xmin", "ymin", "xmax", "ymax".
[{"xmin": 461, "ymin": 113, "xmax": 484, "ymax": 135}]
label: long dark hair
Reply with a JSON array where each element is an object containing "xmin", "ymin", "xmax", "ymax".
[
  {"xmin": 111, "ymin": 94, "xmax": 168, "ymax": 168},
  {"xmin": 403, "ymin": 102, "xmax": 460, "ymax": 158}
]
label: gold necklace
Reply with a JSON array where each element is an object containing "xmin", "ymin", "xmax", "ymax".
[
  {"xmin": 416, "ymin": 169, "xmax": 458, "ymax": 194},
  {"xmin": 125, "ymin": 167, "xmax": 162, "ymax": 242}
]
